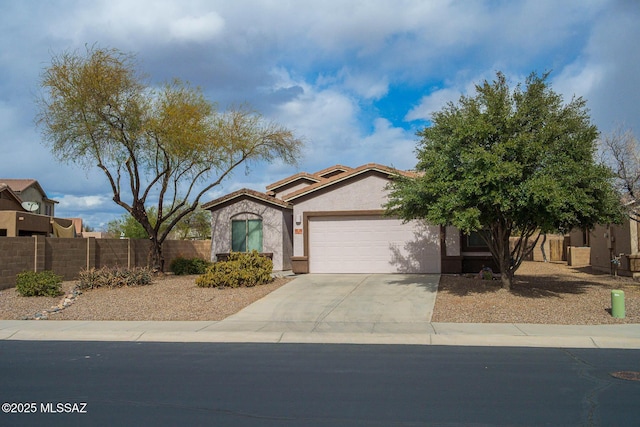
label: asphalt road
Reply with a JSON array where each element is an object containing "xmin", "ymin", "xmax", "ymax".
[{"xmin": 0, "ymin": 341, "xmax": 639, "ymax": 426}]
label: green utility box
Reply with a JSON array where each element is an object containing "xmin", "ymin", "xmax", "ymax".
[{"xmin": 611, "ymin": 290, "xmax": 625, "ymax": 319}]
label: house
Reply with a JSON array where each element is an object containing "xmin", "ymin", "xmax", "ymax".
[
  {"xmin": 203, "ymin": 164, "xmax": 494, "ymax": 273},
  {"xmin": 0, "ymin": 179, "xmax": 57, "ymax": 216},
  {"xmin": 0, "ymin": 179, "xmax": 73, "ymax": 237}
]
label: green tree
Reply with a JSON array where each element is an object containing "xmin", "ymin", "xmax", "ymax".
[
  {"xmin": 386, "ymin": 71, "xmax": 622, "ymax": 289},
  {"xmin": 106, "ymin": 212, "xmax": 149, "ymax": 239},
  {"xmin": 37, "ymin": 46, "xmax": 302, "ymax": 270},
  {"xmin": 106, "ymin": 205, "xmax": 211, "ymax": 240},
  {"xmin": 171, "ymin": 207, "xmax": 211, "ymax": 240}
]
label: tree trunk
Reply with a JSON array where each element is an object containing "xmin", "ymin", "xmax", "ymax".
[
  {"xmin": 500, "ymin": 271, "xmax": 513, "ymax": 289},
  {"xmin": 499, "ymin": 259, "xmax": 513, "ymax": 290},
  {"xmin": 148, "ymin": 237, "xmax": 164, "ymax": 272}
]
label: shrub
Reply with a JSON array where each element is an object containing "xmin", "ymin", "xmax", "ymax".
[
  {"xmin": 16, "ymin": 271, "xmax": 63, "ymax": 297},
  {"xmin": 196, "ymin": 251, "xmax": 273, "ymax": 288},
  {"xmin": 77, "ymin": 266, "xmax": 153, "ymax": 290},
  {"xmin": 170, "ymin": 257, "xmax": 210, "ymax": 275}
]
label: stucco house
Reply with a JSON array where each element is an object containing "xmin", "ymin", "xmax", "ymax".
[{"xmin": 203, "ymin": 163, "xmax": 493, "ymax": 274}]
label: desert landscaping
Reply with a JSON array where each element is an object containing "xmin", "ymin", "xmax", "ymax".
[{"xmin": 0, "ymin": 261, "xmax": 638, "ymax": 325}]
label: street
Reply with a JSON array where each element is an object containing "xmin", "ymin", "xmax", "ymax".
[{"xmin": 1, "ymin": 341, "xmax": 639, "ymax": 426}]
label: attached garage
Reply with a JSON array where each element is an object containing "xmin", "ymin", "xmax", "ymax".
[{"xmin": 307, "ymin": 215, "xmax": 441, "ymax": 274}]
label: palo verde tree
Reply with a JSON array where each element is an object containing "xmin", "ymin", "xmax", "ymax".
[
  {"xmin": 37, "ymin": 46, "xmax": 303, "ymax": 270},
  {"xmin": 386, "ymin": 71, "xmax": 623, "ymax": 289}
]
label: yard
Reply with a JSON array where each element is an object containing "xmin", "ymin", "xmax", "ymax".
[{"xmin": 0, "ymin": 261, "xmax": 638, "ymax": 324}]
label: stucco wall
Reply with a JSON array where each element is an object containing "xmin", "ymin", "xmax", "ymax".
[
  {"xmin": 291, "ymin": 173, "xmax": 392, "ymax": 256},
  {"xmin": 445, "ymin": 225, "xmax": 460, "ymax": 256},
  {"xmin": 272, "ymin": 181, "xmax": 314, "ymax": 199},
  {"xmin": 588, "ymin": 222, "xmax": 634, "ymax": 274},
  {"xmin": 210, "ymin": 198, "xmax": 290, "ymax": 270},
  {"xmin": 290, "ymin": 172, "xmax": 449, "ymax": 263}
]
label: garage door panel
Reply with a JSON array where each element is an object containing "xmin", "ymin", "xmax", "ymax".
[{"xmin": 308, "ymin": 216, "xmax": 440, "ymax": 273}]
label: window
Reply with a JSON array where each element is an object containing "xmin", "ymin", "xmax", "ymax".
[
  {"xmin": 231, "ymin": 219, "xmax": 263, "ymax": 252},
  {"xmin": 463, "ymin": 230, "xmax": 490, "ymax": 250}
]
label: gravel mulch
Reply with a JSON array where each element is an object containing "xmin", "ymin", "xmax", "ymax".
[
  {"xmin": 1, "ymin": 261, "xmax": 638, "ymax": 324},
  {"xmin": 432, "ymin": 261, "xmax": 640, "ymax": 324},
  {"xmin": 0, "ymin": 276, "xmax": 291, "ymax": 321}
]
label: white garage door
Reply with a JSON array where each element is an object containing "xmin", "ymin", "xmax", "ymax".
[{"xmin": 308, "ymin": 215, "xmax": 441, "ymax": 274}]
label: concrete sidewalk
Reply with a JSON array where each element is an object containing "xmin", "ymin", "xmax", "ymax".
[{"xmin": 0, "ymin": 320, "xmax": 639, "ymax": 348}]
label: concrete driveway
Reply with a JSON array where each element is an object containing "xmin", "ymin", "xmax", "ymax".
[{"xmin": 210, "ymin": 274, "xmax": 439, "ymax": 334}]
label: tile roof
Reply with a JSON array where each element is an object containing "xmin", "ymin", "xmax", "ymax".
[
  {"xmin": 202, "ymin": 188, "xmax": 292, "ymax": 210},
  {"xmin": 313, "ymin": 164, "xmax": 353, "ymax": 178},
  {"xmin": 203, "ymin": 163, "xmax": 416, "ymax": 210},
  {"xmin": 0, "ymin": 179, "xmax": 39, "ymax": 193},
  {"xmin": 281, "ymin": 163, "xmax": 415, "ymax": 201},
  {"xmin": 265, "ymin": 172, "xmax": 322, "ymax": 192}
]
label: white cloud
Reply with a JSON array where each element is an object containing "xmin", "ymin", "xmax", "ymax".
[
  {"xmin": 339, "ymin": 68, "xmax": 389, "ymax": 100},
  {"xmin": 56, "ymin": 194, "xmax": 109, "ymax": 210},
  {"xmin": 405, "ymin": 87, "xmax": 461, "ymax": 122},
  {"xmin": 552, "ymin": 61, "xmax": 607, "ymax": 103},
  {"xmin": 552, "ymin": 1, "xmax": 640, "ymax": 134},
  {"xmin": 404, "ymin": 74, "xmax": 493, "ymax": 122},
  {"xmin": 360, "ymin": 118, "xmax": 417, "ymax": 169},
  {"xmin": 169, "ymin": 12, "xmax": 225, "ymax": 42},
  {"xmin": 45, "ymin": 0, "xmax": 226, "ymax": 47}
]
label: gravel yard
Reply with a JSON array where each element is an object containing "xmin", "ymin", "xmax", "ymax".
[
  {"xmin": 432, "ymin": 261, "xmax": 640, "ymax": 324},
  {"xmin": 0, "ymin": 261, "xmax": 638, "ymax": 324},
  {"xmin": 0, "ymin": 276, "xmax": 291, "ymax": 321}
]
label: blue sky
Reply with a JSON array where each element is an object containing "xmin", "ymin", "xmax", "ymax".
[{"xmin": 1, "ymin": 0, "xmax": 639, "ymax": 229}]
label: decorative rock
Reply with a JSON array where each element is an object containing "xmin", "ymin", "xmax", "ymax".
[{"xmin": 28, "ymin": 285, "xmax": 81, "ymax": 320}]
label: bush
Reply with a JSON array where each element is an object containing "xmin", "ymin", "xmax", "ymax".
[
  {"xmin": 16, "ymin": 271, "xmax": 63, "ymax": 297},
  {"xmin": 170, "ymin": 257, "xmax": 210, "ymax": 275},
  {"xmin": 77, "ymin": 267, "xmax": 153, "ymax": 290},
  {"xmin": 196, "ymin": 251, "xmax": 273, "ymax": 288}
]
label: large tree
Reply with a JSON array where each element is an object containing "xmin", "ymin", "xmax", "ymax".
[
  {"xmin": 386, "ymin": 71, "xmax": 622, "ymax": 289},
  {"xmin": 37, "ymin": 46, "xmax": 302, "ymax": 270}
]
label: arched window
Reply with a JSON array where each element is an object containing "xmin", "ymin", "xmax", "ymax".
[{"xmin": 231, "ymin": 216, "xmax": 263, "ymax": 252}]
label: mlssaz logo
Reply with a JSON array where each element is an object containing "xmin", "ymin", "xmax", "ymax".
[{"xmin": 40, "ymin": 402, "xmax": 88, "ymax": 413}]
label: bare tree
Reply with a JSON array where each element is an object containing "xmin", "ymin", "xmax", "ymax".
[{"xmin": 599, "ymin": 125, "xmax": 640, "ymax": 217}]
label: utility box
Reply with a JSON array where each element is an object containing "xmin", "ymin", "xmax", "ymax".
[{"xmin": 611, "ymin": 290, "xmax": 625, "ymax": 318}]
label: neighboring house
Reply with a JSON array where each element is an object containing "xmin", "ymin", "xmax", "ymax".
[
  {"xmin": 569, "ymin": 218, "xmax": 640, "ymax": 278},
  {"xmin": 0, "ymin": 179, "xmax": 73, "ymax": 237},
  {"xmin": 204, "ymin": 163, "xmax": 494, "ymax": 273},
  {"xmin": 0, "ymin": 179, "xmax": 57, "ymax": 216}
]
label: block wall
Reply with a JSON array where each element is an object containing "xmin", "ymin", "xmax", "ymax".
[{"xmin": 0, "ymin": 237, "xmax": 211, "ymax": 289}]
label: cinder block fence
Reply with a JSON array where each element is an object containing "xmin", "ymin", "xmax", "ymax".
[{"xmin": 0, "ymin": 236, "xmax": 211, "ymax": 290}]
